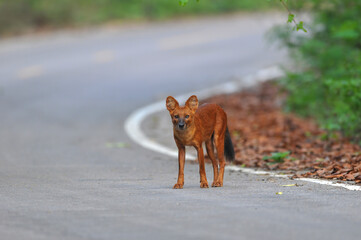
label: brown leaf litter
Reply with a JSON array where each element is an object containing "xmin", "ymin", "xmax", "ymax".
[{"xmin": 203, "ymin": 82, "xmax": 361, "ymax": 184}]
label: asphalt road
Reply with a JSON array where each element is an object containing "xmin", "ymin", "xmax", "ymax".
[{"xmin": 0, "ymin": 13, "xmax": 360, "ymax": 240}]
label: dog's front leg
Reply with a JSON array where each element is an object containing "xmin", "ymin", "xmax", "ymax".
[{"xmin": 173, "ymin": 144, "xmax": 185, "ymax": 189}]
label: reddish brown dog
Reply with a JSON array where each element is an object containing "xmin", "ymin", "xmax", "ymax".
[{"xmin": 166, "ymin": 95, "xmax": 235, "ymax": 189}]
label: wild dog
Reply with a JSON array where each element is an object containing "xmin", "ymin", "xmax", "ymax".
[{"xmin": 166, "ymin": 95, "xmax": 235, "ymax": 189}]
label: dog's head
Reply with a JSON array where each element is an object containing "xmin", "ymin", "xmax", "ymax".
[{"xmin": 166, "ymin": 95, "xmax": 198, "ymax": 131}]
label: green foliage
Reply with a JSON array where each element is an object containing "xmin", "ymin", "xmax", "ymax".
[
  {"xmin": 277, "ymin": 0, "xmax": 307, "ymax": 32},
  {"xmin": 0, "ymin": 0, "xmax": 280, "ymax": 36},
  {"xmin": 179, "ymin": 0, "xmax": 200, "ymax": 6},
  {"xmin": 295, "ymin": 21, "xmax": 307, "ymax": 32},
  {"xmin": 263, "ymin": 151, "xmax": 291, "ymax": 164},
  {"xmin": 276, "ymin": 0, "xmax": 361, "ymax": 140},
  {"xmin": 287, "ymin": 13, "xmax": 295, "ymax": 23},
  {"xmin": 179, "ymin": 0, "xmax": 189, "ymax": 7}
]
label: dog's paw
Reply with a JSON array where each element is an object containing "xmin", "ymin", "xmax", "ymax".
[
  {"xmin": 211, "ymin": 181, "xmax": 223, "ymax": 187},
  {"xmin": 173, "ymin": 183, "xmax": 183, "ymax": 189},
  {"xmin": 200, "ymin": 182, "xmax": 209, "ymax": 188}
]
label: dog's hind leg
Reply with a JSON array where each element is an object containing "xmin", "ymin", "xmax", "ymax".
[
  {"xmin": 213, "ymin": 128, "xmax": 226, "ymax": 187},
  {"xmin": 195, "ymin": 144, "xmax": 209, "ymax": 188},
  {"xmin": 205, "ymin": 139, "xmax": 219, "ymax": 187}
]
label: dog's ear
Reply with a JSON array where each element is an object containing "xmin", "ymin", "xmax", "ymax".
[
  {"xmin": 186, "ymin": 95, "xmax": 198, "ymax": 111},
  {"xmin": 166, "ymin": 96, "xmax": 179, "ymax": 112}
]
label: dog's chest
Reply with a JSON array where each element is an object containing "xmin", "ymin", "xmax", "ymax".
[{"xmin": 174, "ymin": 130, "xmax": 196, "ymax": 146}]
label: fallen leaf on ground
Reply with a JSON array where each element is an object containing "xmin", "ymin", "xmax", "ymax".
[{"xmin": 204, "ymin": 82, "xmax": 361, "ymax": 184}]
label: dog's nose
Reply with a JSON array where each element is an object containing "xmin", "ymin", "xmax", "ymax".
[{"xmin": 178, "ymin": 123, "xmax": 185, "ymax": 128}]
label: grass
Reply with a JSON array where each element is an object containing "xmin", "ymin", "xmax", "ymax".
[{"xmin": 263, "ymin": 151, "xmax": 291, "ymax": 164}]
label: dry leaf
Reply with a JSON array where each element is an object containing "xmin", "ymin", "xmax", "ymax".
[
  {"xmin": 204, "ymin": 82, "xmax": 361, "ymax": 185},
  {"xmin": 281, "ymin": 184, "xmax": 297, "ymax": 187}
]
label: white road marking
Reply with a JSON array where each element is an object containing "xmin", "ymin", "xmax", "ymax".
[
  {"xmin": 227, "ymin": 165, "xmax": 361, "ymax": 191},
  {"xmin": 94, "ymin": 50, "xmax": 115, "ymax": 63},
  {"xmin": 17, "ymin": 65, "xmax": 44, "ymax": 79},
  {"xmin": 124, "ymin": 66, "xmax": 361, "ymax": 191}
]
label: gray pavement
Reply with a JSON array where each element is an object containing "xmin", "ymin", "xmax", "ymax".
[{"xmin": 0, "ymin": 13, "xmax": 360, "ymax": 240}]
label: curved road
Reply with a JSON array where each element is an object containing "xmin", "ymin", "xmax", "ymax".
[{"xmin": 0, "ymin": 13, "xmax": 360, "ymax": 240}]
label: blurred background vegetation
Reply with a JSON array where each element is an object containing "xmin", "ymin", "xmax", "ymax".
[
  {"xmin": 1, "ymin": 0, "xmax": 359, "ymax": 141},
  {"xmin": 275, "ymin": 0, "xmax": 361, "ymax": 141},
  {"xmin": 0, "ymin": 0, "xmax": 280, "ymax": 36}
]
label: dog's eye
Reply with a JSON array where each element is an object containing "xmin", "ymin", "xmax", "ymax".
[
  {"xmin": 185, "ymin": 115, "xmax": 189, "ymax": 119},
  {"xmin": 174, "ymin": 115, "xmax": 179, "ymax": 118}
]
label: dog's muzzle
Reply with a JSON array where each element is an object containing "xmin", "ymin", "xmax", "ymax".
[{"xmin": 177, "ymin": 120, "xmax": 185, "ymax": 130}]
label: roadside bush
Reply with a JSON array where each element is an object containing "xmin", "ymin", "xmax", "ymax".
[
  {"xmin": 0, "ymin": 0, "xmax": 280, "ymax": 36},
  {"xmin": 276, "ymin": 0, "xmax": 361, "ymax": 141}
]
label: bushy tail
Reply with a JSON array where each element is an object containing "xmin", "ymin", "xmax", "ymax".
[{"xmin": 224, "ymin": 127, "xmax": 235, "ymax": 162}]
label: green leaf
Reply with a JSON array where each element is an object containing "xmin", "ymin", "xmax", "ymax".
[
  {"xmin": 296, "ymin": 21, "xmax": 307, "ymax": 32},
  {"xmin": 305, "ymin": 131, "xmax": 312, "ymax": 137},
  {"xmin": 179, "ymin": 0, "xmax": 188, "ymax": 6},
  {"xmin": 287, "ymin": 14, "xmax": 295, "ymax": 23},
  {"xmin": 263, "ymin": 151, "xmax": 290, "ymax": 163},
  {"xmin": 232, "ymin": 130, "xmax": 240, "ymax": 138}
]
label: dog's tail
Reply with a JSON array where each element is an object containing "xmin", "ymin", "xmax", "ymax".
[{"xmin": 224, "ymin": 127, "xmax": 235, "ymax": 162}]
